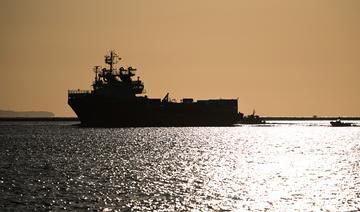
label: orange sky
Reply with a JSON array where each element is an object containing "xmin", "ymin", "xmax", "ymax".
[{"xmin": 0, "ymin": 0, "xmax": 359, "ymax": 117}]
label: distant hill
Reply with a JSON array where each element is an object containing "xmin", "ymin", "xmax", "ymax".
[{"xmin": 0, "ymin": 110, "xmax": 54, "ymax": 118}]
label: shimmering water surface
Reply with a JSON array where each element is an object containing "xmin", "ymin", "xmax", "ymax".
[{"xmin": 1, "ymin": 121, "xmax": 360, "ymax": 211}]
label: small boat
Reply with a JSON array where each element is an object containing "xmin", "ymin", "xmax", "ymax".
[
  {"xmin": 330, "ymin": 119, "xmax": 352, "ymax": 127},
  {"xmin": 239, "ymin": 109, "xmax": 265, "ymax": 124}
]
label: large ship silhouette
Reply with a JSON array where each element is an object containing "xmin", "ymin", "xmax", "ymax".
[{"xmin": 68, "ymin": 51, "xmax": 242, "ymax": 126}]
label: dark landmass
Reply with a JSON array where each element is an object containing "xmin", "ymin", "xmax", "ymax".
[
  {"xmin": 0, "ymin": 117, "xmax": 78, "ymax": 121},
  {"xmin": 0, "ymin": 109, "xmax": 55, "ymax": 118},
  {"xmin": 0, "ymin": 116, "xmax": 359, "ymax": 122}
]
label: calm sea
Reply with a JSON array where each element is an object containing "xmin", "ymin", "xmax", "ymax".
[{"xmin": 0, "ymin": 121, "xmax": 359, "ymax": 211}]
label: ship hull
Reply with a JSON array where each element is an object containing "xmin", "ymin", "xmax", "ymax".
[{"xmin": 68, "ymin": 95, "xmax": 239, "ymax": 127}]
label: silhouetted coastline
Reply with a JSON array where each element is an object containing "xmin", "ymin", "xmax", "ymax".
[
  {"xmin": 0, "ymin": 117, "xmax": 78, "ymax": 121},
  {"xmin": 0, "ymin": 109, "xmax": 54, "ymax": 118},
  {"xmin": 1, "ymin": 116, "xmax": 360, "ymax": 122}
]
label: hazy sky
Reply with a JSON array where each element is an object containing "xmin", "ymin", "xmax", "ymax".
[{"xmin": 0, "ymin": 0, "xmax": 359, "ymax": 116}]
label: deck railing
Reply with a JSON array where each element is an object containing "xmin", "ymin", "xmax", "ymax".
[{"xmin": 68, "ymin": 90, "xmax": 91, "ymax": 94}]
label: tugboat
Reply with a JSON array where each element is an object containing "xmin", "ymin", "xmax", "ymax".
[
  {"xmin": 330, "ymin": 119, "xmax": 353, "ymax": 127},
  {"xmin": 239, "ymin": 109, "xmax": 265, "ymax": 124},
  {"xmin": 68, "ymin": 51, "xmax": 241, "ymax": 127}
]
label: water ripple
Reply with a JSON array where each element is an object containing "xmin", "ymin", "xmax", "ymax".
[{"xmin": 0, "ymin": 121, "xmax": 360, "ymax": 210}]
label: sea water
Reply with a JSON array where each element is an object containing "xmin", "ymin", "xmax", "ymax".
[{"xmin": 0, "ymin": 121, "xmax": 359, "ymax": 211}]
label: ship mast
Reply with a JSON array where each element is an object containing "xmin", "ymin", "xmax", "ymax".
[
  {"xmin": 93, "ymin": 66, "xmax": 100, "ymax": 81},
  {"xmin": 104, "ymin": 50, "xmax": 120, "ymax": 73}
]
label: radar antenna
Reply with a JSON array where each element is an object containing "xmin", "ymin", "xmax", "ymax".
[{"xmin": 104, "ymin": 51, "xmax": 121, "ymax": 73}]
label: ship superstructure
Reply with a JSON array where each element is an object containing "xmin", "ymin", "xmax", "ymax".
[{"xmin": 68, "ymin": 51, "xmax": 241, "ymax": 126}]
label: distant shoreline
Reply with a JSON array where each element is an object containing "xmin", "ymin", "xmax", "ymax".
[
  {"xmin": 0, "ymin": 117, "xmax": 78, "ymax": 121},
  {"xmin": 0, "ymin": 110, "xmax": 55, "ymax": 118},
  {"xmin": 264, "ymin": 117, "xmax": 360, "ymax": 121},
  {"xmin": 0, "ymin": 117, "xmax": 360, "ymax": 121}
]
